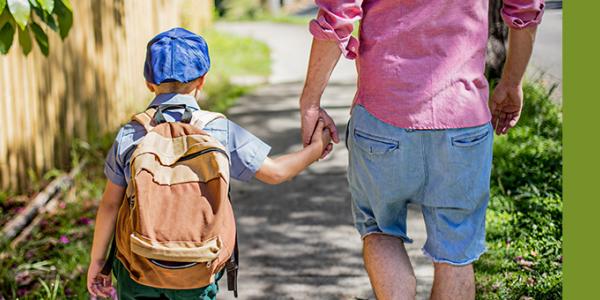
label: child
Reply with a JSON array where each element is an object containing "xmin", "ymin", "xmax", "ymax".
[{"xmin": 86, "ymin": 27, "xmax": 331, "ymax": 300}]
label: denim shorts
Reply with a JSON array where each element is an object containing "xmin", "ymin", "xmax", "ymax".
[{"xmin": 347, "ymin": 105, "xmax": 493, "ymax": 265}]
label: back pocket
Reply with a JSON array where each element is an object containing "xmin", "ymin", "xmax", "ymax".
[
  {"xmin": 451, "ymin": 126, "xmax": 490, "ymax": 148},
  {"xmin": 353, "ymin": 129, "xmax": 399, "ymax": 155}
]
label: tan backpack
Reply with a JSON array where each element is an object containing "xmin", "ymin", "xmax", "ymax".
[{"xmin": 102, "ymin": 104, "xmax": 238, "ymax": 295}]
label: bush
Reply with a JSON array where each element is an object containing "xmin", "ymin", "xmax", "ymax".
[{"xmin": 476, "ymin": 82, "xmax": 562, "ymax": 299}]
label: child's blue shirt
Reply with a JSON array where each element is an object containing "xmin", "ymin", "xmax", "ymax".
[{"xmin": 104, "ymin": 93, "xmax": 271, "ymax": 187}]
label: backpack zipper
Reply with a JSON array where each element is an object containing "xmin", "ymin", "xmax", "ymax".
[{"xmin": 177, "ymin": 147, "xmax": 229, "ymax": 162}]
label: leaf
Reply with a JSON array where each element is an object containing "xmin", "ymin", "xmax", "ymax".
[
  {"xmin": 7, "ymin": 0, "xmax": 31, "ymax": 30},
  {"xmin": 0, "ymin": 22, "xmax": 15, "ymax": 54},
  {"xmin": 33, "ymin": 5, "xmax": 57, "ymax": 32},
  {"xmin": 17, "ymin": 26, "xmax": 30, "ymax": 54},
  {"xmin": 27, "ymin": 0, "xmax": 37, "ymax": 8},
  {"xmin": 0, "ymin": 8, "xmax": 11, "ymax": 28},
  {"xmin": 36, "ymin": 0, "xmax": 52, "ymax": 14},
  {"xmin": 30, "ymin": 22, "xmax": 47, "ymax": 55},
  {"xmin": 53, "ymin": 0, "xmax": 70, "ymax": 38},
  {"xmin": 59, "ymin": 0, "xmax": 69, "ymax": 11},
  {"xmin": 0, "ymin": 0, "xmax": 6, "ymax": 15}
]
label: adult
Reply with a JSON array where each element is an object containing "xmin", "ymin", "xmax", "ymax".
[{"xmin": 299, "ymin": 1, "xmax": 544, "ymax": 299}]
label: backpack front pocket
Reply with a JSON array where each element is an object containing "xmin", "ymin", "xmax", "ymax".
[{"xmin": 130, "ymin": 233, "xmax": 222, "ymax": 263}]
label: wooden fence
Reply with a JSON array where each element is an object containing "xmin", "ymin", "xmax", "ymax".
[{"xmin": 0, "ymin": 0, "xmax": 213, "ymax": 192}]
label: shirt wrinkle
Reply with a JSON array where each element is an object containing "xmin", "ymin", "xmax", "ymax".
[{"xmin": 311, "ymin": 0, "xmax": 544, "ymax": 129}]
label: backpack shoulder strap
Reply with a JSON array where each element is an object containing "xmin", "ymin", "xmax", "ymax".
[
  {"xmin": 131, "ymin": 108, "xmax": 157, "ymax": 132},
  {"xmin": 191, "ymin": 110, "xmax": 226, "ymax": 129}
]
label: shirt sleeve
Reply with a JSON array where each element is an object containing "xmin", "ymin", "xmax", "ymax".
[
  {"xmin": 104, "ymin": 128, "xmax": 128, "ymax": 187},
  {"xmin": 227, "ymin": 120, "xmax": 271, "ymax": 182},
  {"xmin": 309, "ymin": 0, "xmax": 363, "ymax": 59},
  {"xmin": 501, "ymin": 0, "xmax": 545, "ymax": 29}
]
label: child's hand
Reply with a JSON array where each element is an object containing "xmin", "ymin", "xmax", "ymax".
[
  {"xmin": 310, "ymin": 118, "xmax": 332, "ymax": 157},
  {"xmin": 87, "ymin": 260, "xmax": 114, "ymax": 298}
]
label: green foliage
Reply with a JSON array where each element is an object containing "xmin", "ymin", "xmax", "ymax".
[
  {"xmin": 8, "ymin": 0, "xmax": 31, "ymax": 29},
  {"xmin": 476, "ymin": 82, "xmax": 562, "ymax": 299},
  {"xmin": 203, "ymin": 29, "xmax": 271, "ymax": 78},
  {"xmin": 204, "ymin": 78, "xmax": 251, "ymax": 113},
  {"xmin": 216, "ymin": 0, "xmax": 263, "ymax": 19},
  {"xmin": 202, "ymin": 29, "xmax": 270, "ymax": 112},
  {"xmin": 0, "ymin": 135, "xmax": 109, "ymax": 299},
  {"xmin": 0, "ymin": 0, "xmax": 72, "ymax": 55}
]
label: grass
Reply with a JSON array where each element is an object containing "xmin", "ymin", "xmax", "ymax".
[
  {"xmin": 0, "ymin": 28, "xmax": 270, "ymax": 299},
  {"xmin": 201, "ymin": 29, "xmax": 270, "ymax": 113},
  {"xmin": 0, "ymin": 139, "xmax": 108, "ymax": 299},
  {"xmin": 475, "ymin": 82, "xmax": 562, "ymax": 299},
  {"xmin": 203, "ymin": 29, "xmax": 271, "ymax": 78}
]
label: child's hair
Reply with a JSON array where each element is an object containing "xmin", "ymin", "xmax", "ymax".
[{"xmin": 153, "ymin": 77, "xmax": 203, "ymax": 94}]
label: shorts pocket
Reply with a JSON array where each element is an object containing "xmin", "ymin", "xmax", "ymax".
[
  {"xmin": 426, "ymin": 124, "xmax": 493, "ymax": 210},
  {"xmin": 353, "ymin": 128, "xmax": 399, "ymax": 155},
  {"xmin": 451, "ymin": 127, "xmax": 490, "ymax": 148}
]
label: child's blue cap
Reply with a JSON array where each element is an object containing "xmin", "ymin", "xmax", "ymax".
[{"xmin": 144, "ymin": 27, "xmax": 210, "ymax": 85}]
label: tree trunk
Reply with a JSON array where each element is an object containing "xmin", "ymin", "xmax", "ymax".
[{"xmin": 486, "ymin": 0, "xmax": 508, "ymax": 83}]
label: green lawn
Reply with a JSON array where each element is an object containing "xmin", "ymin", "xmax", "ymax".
[
  {"xmin": 475, "ymin": 83, "xmax": 563, "ymax": 299},
  {"xmin": 201, "ymin": 29, "xmax": 270, "ymax": 113}
]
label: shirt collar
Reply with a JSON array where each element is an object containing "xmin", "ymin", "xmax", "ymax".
[{"xmin": 147, "ymin": 93, "xmax": 201, "ymax": 111}]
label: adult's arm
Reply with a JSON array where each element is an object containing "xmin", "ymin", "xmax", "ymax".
[
  {"xmin": 300, "ymin": 39, "xmax": 342, "ymax": 150},
  {"xmin": 300, "ymin": 0, "xmax": 362, "ymax": 155},
  {"xmin": 491, "ymin": 0, "xmax": 545, "ymax": 134},
  {"xmin": 256, "ymin": 120, "xmax": 331, "ymax": 184}
]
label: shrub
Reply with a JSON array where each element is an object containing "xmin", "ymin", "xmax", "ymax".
[{"xmin": 476, "ymin": 82, "xmax": 562, "ymax": 299}]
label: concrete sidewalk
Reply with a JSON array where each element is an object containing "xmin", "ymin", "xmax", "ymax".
[
  {"xmin": 216, "ymin": 20, "xmax": 433, "ymax": 300},
  {"xmin": 220, "ymin": 81, "xmax": 433, "ymax": 299}
]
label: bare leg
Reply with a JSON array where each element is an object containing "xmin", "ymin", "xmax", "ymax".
[
  {"xmin": 363, "ymin": 234, "xmax": 416, "ymax": 300},
  {"xmin": 430, "ymin": 263, "xmax": 475, "ymax": 300}
]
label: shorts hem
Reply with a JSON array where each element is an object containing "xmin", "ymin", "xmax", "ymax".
[
  {"xmin": 360, "ymin": 231, "xmax": 414, "ymax": 244},
  {"xmin": 421, "ymin": 247, "xmax": 487, "ymax": 266}
]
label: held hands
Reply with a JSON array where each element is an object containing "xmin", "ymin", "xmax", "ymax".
[
  {"xmin": 310, "ymin": 118, "xmax": 333, "ymax": 159},
  {"xmin": 490, "ymin": 79, "xmax": 524, "ymax": 135},
  {"xmin": 87, "ymin": 260, "xmax": 114, "ymax": 299},
  {"xmin": 301, "ymin": 106, "xmax": 339, "ymax": 158}
]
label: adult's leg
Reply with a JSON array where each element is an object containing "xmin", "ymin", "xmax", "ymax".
[
  {"xmin": 430, "ymin": 263, "xmax": 474, "ymax": 300},
  {"xmin": 363, "ymin": 234, "xmax": 416, "ymax": 300},
  {"xmin": 420, "ymin": 123, "xmax": 494, "ymax": 300}
]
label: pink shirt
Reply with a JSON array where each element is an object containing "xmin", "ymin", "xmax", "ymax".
[{"xmin": 310, "ymin": 0, "xmax": 545, "ymax": 129}]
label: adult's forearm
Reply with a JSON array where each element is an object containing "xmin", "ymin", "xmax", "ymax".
[
  {"xmin": 300, "ymin": 39, "xmax": 342, "ymax": 109},
  {"xmin": 501, "ymin": 26, "xmax": 538, "ymax": 84}
]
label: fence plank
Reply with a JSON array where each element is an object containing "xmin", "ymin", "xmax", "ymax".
[{"xmin": 0, "ymin": 0, "xmax": 212, "ymax": 192}]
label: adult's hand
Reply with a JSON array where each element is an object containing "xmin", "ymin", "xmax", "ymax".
[
  {"xmin": 490, "ymin": 80, "xmax": 523, "ymax": 135},
  {"xmin": 490, "ymin": 26, "xmax": 537, "ymax": 135},
  {"xmin": 301, "ymin": 105, "xmax": 339, "ymax": 158}
]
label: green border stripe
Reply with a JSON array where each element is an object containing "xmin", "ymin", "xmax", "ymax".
[{"xmin": 563, "ymin": 1, "xmax": 599, "ymax": 299}]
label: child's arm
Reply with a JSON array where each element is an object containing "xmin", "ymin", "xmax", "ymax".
[
  {"xmin": 87, "ymin": 181, "xmax": 125, "ymax": 298},
  {"xmin": 255, "ymin": 119, "xmax": 331, "ymax": 185}
]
